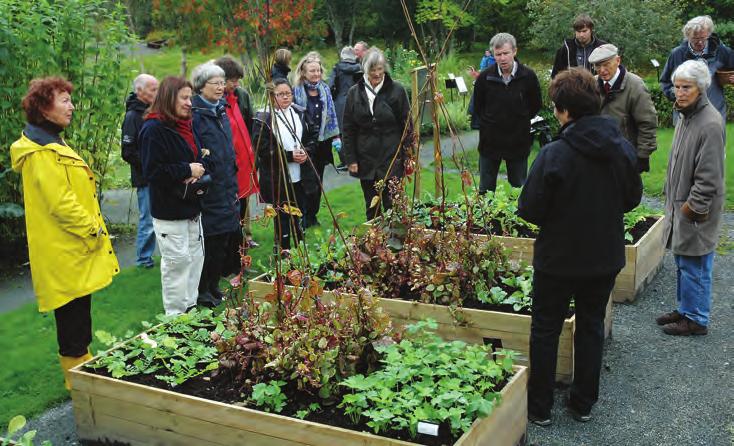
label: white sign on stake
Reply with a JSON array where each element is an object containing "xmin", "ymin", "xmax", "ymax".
[{"xmin": 455, "ymin": 76, "xmax": 468, "ymax": 94}]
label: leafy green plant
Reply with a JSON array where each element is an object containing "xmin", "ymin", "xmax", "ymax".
[
  {"xmin": 1, "ymin": 415, "xmax": 51, "ymax": 446},
  {"xmin": 339, "ymin": 320, "xmax": 516, "ymax": 439},
  {"xmin": 623, "ymin": 204, "xmax": 663, "ymax": 243},
  {"xmin": 87, "ymin": 309, "xmax": 228, "ymax": 387},
  {"xmin": 251, "ymin": 381, "xmax": 288, "ymax": 413}
]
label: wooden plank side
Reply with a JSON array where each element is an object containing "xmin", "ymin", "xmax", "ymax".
[
  {"xmin": 456, "ymin": 367, "xmax": 528, "ymax": 446},
  {"xmin": 85, "ymin": 394, "xmax": 301, "ymax": 446}
]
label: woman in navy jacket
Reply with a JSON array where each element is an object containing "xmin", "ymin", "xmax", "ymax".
[{"xmin": 140, "ymin": 76, "xmax": 208, "ymax": 315}]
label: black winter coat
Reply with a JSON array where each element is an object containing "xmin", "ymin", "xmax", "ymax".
[
  {"xmin": 341, "ymin": 73, "xmax": 410, "ymax": 180},
  {"xmin": 551, "ymin": 36, "xmax": 607, "ymax": 79},
  {"xmin": 474, "ymin": 62, "xmax": 542, "ymax": 160},
  {"xmin": 329, "ymin": 60, "xmax": 362, "ymax": 127},
  {"xmin": 140, "ymin": 118, "xmax": 204, "ymax": 221},
  {"xmin": 192, "ymin": 95, "xmax": 240, "ymax": 236},
  {"xmin": 121, "ymin": 93, "xmax": 148, "ymax": 187},
  {"xmin": 518, "ymin": 115, "xmax": 643, "ymax": 277},
  {"xmin": 233, "ymin": 87, "xmax": 254, "ymax": 134},
  {"xmin": 252, "ymin": 105, "xmax": 313, "ymax": 205},
  {"xmin": 271, "ymin": 63, "xmax": 291, "ymax": 81}
]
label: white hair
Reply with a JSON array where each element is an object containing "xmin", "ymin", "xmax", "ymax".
[
  {"xmin": 683, "ymin": 16, "xmax": 714, "ymax": 39},
  {"xmin": 190, "ymin": 61, "xmax": 225, "ymax": 93},
  {"xmin": 340, "ymin": 46, "xmax": 357, "ymax": 63},
  {"xmin": 362, "ymin": 47, "xmax": 390, "ymax": 74},
  {"xmin": 133, "ymin": 74, "xmax": 156, "ymax": 92},
  {"xmin": 490, "ymin": 32, "xmax": 517, "ymax": 52},
  {"xmin": 671, "ymin": 60, "xmax": 712, "ymax": 92}
]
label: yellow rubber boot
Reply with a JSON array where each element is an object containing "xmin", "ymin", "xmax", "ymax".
[{"xmin": 59, "ymin": 352, "xmax": 93, "ymax": 391}]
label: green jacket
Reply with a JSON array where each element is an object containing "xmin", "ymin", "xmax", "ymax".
[
  {"xmin": 599, "ymin": 68, "xmax": 658, "ymax": 158},
  {"xmin": 663, "ymin": 95, "xmax": 725, "ymax": 256}
]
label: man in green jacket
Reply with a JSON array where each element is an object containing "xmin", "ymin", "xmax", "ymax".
[{"xmin": 589, "ymin": 44, "xmax": 658, "ymax": 172}]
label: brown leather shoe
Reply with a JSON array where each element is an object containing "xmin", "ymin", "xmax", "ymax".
[
  {"xmin": 662, "ymin": 317, "xmax": 708, "ymax": 336},
  {"xmin": 656, "ymin": 310, "xmax": 682, "ymax": 326}
]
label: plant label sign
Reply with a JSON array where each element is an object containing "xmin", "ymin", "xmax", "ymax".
[{"xmin": 417, "ymin": 421, "xmax": 440, "ymax": 436}]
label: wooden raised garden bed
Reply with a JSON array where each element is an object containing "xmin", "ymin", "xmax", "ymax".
[
  {"xmin": 70, "ymin": 354, "xmax": 528, "ymax": 446},
  {"xmin": 365, "ymin": 216, "xmax": 666, "ymax": 303},
  {"xmin": 250, "ymin": 274, "xmax": 612, "ymax": 384}
]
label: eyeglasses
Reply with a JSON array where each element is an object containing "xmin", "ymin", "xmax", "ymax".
[
  {"xmin": 206, "ymin": 81, "xmax": 226, "ymax": 87},
  {"xmin": 275, "ymin": 92, "xmax": 293, "ymax": 98}
]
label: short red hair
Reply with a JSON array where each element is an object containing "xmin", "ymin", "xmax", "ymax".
[{"xmin": 21, "ymin": 77, "xmax": 74, "ymax": 125}]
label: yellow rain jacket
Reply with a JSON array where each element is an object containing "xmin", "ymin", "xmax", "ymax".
[{"xmin": 11, "ymin": 130, "xmax": 119, "ymax": 312}]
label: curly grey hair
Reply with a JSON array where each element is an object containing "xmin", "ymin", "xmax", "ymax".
[
  {"xmin": 133, "ymin": 74, "xmax": 156, "ymax": 93},
  {"xmin": 683, "ymin": 15, "xmax": 714, "ymax": 39},
  {"xmin": 190, "ymin": 61, "xmax": 225, "ymax": 93},
  {"xmin": 490, "ymin": 32, "xmax": 516, "ymax": 52},
  {"xmin": 671, "ymin": 60, "xmax": 712, "ymax": 92}
]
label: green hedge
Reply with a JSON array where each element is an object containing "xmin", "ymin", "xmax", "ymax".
[{"xmin": 647, "ymin": 80, "xmax": 734, "ymax": 128}]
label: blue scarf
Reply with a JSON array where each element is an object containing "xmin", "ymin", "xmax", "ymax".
[{"xmin": 293, "ymin": 80, "xmax": 340, "ymax": 141}]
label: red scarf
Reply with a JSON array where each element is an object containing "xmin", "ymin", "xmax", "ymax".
[{"xmin": 146, "ymin": 112, "xmax": 198, "ymax": 158}]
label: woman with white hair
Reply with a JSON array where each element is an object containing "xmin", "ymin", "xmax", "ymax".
[
  {"xmin": 329, "ymin": 46, "xmax": 362, "ymax": 171},
  {"xmin": 656, "ymin": 60, "xmax": 725, "ymax": 336},
  {"xmin": 190, "ymin": 61, "xmax": 240, "ymax": 308},
  {"xmin": 659, "ymin": 15, "xmax": 734, "ymax": 122},
  {"xmin": 341, "ymin": 47, "xmax": 412, "ymax": 220},
  {"xmin": 293, "ymin": 51, "xmax": 340, "ymax": 228}
]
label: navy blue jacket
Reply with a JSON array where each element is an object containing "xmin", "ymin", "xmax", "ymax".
[
  {"xmin": 518, "ymin": 115, "xmax": 642, "ymax": 277},
  {"xmin": 121, "ymin": 93, "xmax": 148, "ymax": 187},
  {"xmin": 660, "ymin": 34, "xmax": 734, "ymax": 119},
  {"xmin": 192, "ymin": 95, "xmax": 240, "ymax": 236},
  {"xmin": 140, "ymin": 118, "xmax": 203, "ymax": 221}
]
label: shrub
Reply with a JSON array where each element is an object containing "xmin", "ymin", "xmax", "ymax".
[{"xmin": 0, "ymin": 0, "xmax": 132, "ymax": 244}]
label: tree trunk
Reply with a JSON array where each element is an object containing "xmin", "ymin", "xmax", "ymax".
[
  {"xmin": 180, "ymin": 48, "xmax": 187, "ymax": 77},
  {"xmin": 333, "ymin": 23, "xmax": 344, "ymax": 51},
  {"xmin": 348, "ymin": 3, "xmax": 357, "ymax": 45}
]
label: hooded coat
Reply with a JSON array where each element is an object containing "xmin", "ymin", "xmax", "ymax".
[
  {"xmin": 192, "ymin": 95, "xmax": 240, "ymax": 236},
  {"xmin": 329, "ymin": 59, "xmax": 362, "ymax": 127},
  {"xmin": 518, "ymin": 115, "xmax": 643, "ymax": 277},
  {"xmin": 10, "ymin": 123, "xmax": 120, "ymax": 312},
  {"xmin": 121, "ymin": 92, "xmax": 149, "ymax": 187},
  {"xmin": 663, "ymin": 95, "xmax": 725, "ymax": 256}
]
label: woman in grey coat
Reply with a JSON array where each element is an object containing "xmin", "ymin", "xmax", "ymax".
[{"xmin": 656, "ymin": 60, "xmax": 725, "ymax": 336}]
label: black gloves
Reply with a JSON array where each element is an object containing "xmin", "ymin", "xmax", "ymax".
[{"xmin": 637, "ymin": 157, "xmax": 650, "ymax": 173}]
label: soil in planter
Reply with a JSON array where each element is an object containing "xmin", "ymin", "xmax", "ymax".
[
  {"xmin": 88, "ymin": 364, "xmax": 490, "ymax": 445},
  {"xmin": 627, "ymin": 217, "xmax": 657, "ymax": 244}
]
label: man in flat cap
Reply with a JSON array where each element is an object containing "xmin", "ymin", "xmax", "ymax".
[{"xmin": 590, "ymin": 44, "xmax": 658, "ymax": 173}]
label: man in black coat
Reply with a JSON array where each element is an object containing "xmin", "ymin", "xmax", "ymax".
[
  {"xmin": 518, "ymin": 68, "xmax": 642, "ymax": 426},
  {"xmin": 121, "ymin": 74, "xmax": 158, "ymax": 268},
  {"xmin": 551, "ymin": 14, "xmax": 607, "ymax": 78},
  {"xmin": 474, "ymin": 33, "xmax": 542, "ymax": 193}
]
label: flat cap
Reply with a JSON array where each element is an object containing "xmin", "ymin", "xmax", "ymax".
[{"xmin": 589, "ymin": 44, "xmax": 619, "ymax": 64}]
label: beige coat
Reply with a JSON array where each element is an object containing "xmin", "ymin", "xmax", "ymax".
[
  {"xmin": 663, "ymin": 95, "xmax": 725, "ymax": 256},
  {"xmin": 600, "ymin": 69, "xmax": 658, "ymax": 158}
]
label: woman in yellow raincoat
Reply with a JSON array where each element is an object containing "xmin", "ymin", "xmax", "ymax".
[{"xmin": 10, "ymin": 77, "xmax": 119, "ymax": 390}]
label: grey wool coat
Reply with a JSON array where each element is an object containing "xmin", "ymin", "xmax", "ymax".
[{"xmin": 663, "ymin": 94, "xmax": 725, "ymax": 256}]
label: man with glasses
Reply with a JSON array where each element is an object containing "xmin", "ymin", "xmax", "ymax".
[
  {"xmin": 590, "ymin": 44, "xmax": 658, "ymax": 173},
  {"xmin": 660, "ymin": 15, "xmax": 734, "ymax": 125}
]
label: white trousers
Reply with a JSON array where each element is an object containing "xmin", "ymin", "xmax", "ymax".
[{"xmin": 152, "ymin": 216, "xmax": 205, "ymax": 315}]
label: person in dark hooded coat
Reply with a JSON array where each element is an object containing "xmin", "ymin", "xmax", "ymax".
[
  {"xmin": 329, "ymin": 46, "xmax": 362, "ymax": 170},
  {"xmin": 518, "ymin": 68, "xmax": 642, "ymax": 426}
]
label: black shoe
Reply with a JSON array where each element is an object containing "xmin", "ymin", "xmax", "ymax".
[
  {"xmin": 197, "ymin": 291, "xmax": 221, "ymax": 308},
  {"xmin": 303, "ymin": 217, "xmax": 320, "ymax": 229},
  {"xmin": 567, "ymin": 405, "xmax": 591, "ymax": 423},
  {"xmin": 528, "ymin": 412, "xmax": 552, "ymax": 427},
  {"xmin": 335, "ymin": 163, "xmax": 347, "ymax": 172},
  {"xmin": 210, "ymin": 286, "xmax": 225, "ymax": 301}
]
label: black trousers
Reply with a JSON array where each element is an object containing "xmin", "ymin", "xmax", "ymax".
[
  {"xmin": 478, "ymin": 154, "xmax": 528, "ymax": 193},
  {"xmin": 360, "ymin": 179, "xmax": 394, "ymax": 221},
  {"xmin": 528, "ymin": 269, "xmax": 617, "ymax": 418},
  {"xmin": 277, "ymin": 181, "xmax": 305, "ymax": 250},
  {"xmin": 199, "ymin": 232, "xmax": 231, "ymax": 294},
  {"xmin": 54, "ymin": 295, "xmax": 92, "ymax": 357}
]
